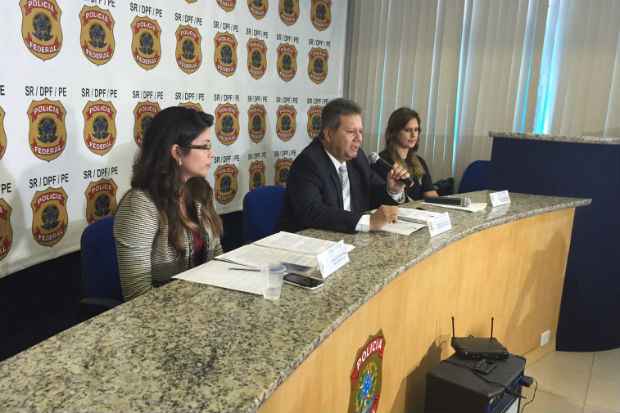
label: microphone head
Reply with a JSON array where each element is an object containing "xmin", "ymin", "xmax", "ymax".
[{"xmin": 368, "ymin": 152, "xmax": 380, "ymax": 164}]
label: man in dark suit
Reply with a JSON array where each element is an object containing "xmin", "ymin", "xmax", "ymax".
[{"xmin": 281, "ymin": 98, "xmax": 410, "ymax": 233}]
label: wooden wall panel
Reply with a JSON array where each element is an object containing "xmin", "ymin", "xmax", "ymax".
[{"xmin": 259, "ymin": 209, "xmax": 575, "ymax": 413}]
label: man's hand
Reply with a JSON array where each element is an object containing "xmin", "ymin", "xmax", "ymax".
[
  {"xmin": 369, "ymin": 205, "xmax": 399, "ymax": 231},
  {"xmin": 386, "ymin": 164, "xmax": 411, "ymax": 194}
]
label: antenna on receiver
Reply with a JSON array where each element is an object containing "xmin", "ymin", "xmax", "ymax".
[{"xmin": 450, "ymin": 316, "xmax": 508, "ymax": 360}]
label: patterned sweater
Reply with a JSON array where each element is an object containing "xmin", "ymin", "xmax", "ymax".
[{"xmin": 113, "ymin": 189, "xmax": 222, "ymax": 301}]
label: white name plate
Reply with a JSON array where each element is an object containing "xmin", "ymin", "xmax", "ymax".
[
  {"xmin": 316, "ymin": 240, "xmax": 350, "ymax": 278},
  {"xmin": 427, "ymin": 212, "xmax": 452, "ymax": 237},
  {"xmin": 489, "ymin": 190, "xmax": 511, "ymax": 207},
  {"xmin": 485, "ymin": 204, "xmax": 511, "ymax": 220}
]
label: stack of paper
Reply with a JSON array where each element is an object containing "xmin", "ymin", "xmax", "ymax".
[
  {"xmin": 420, "ymin": 202, "xmax": 487, "ymax": 213},
  {"xmin": 398, "ymin": 208, "xmax": 452, "ymax": 236},
  {"xmin": 255, "ymin": 231, "xmax": 355, "ymax": 255},
  {"xmin": 174, "ymin": 260, "xmax": 266, "ymax": 295},
  {"xmin": 398, "ymin": 208, "xmax": 446, "ymax": 222},
  {"xmin": 248, "ymin": 232, "xmax": 353, "ymax": 277},
  {"xmin": 216, "ymin": 243, "xmax": 318, "ymax": 269},
  {"xmin": 174, "ymin": 232, "xmax": 354, "ymax": 295},
  {"xmin": 380, "ymin": 220, "xmax": 426, "ymax": 235}
]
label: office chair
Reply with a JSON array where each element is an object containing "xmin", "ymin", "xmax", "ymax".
[
  {"xmin": 79, "ymin": 216, "xmax": 123, "ymax": 319},
  {"xmin": 242, "ymin": 185, "xmax": 286, "ymax": 244},
  {"xmin": 433, "ymin": 177, "xmax": 455, "ymax": 196},
  {"xmin": 458, "ymin": 160, "xmax": 491, "ymax": 193}
]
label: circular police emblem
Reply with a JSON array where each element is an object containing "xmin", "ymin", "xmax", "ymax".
[
  {"xmin": 217, "ymin": 0, "xmax": 236, "ymax": 11},
  {"xmin": 214, "ymin": 164, "xmax": 239, "ymax": 205},
  {"xmin": 79, "ymin": 6, "xmax": 115, "ymax": 65},
  {"xmin": 247, "ymin": 0, "xmax": 268, "ymax": 20},
  {"xmin": 249, "ymin": 160, "xmax": 266, "ymax": 191},
  {"xmin": 307, "ymin": 105, "xmax": 322, "ymax": 139},
  {"xmin": 308, "ymin": 47, "xmax": 329, "ymax": 84},
  {"xmin": 279, "ymin": 0, "xmax": 300, "ymax": 26},
  {"xmin": 175, "ymin": 25, "xmax": 202, "ymax": 74},
  {"xmin": 247, "ymin": 38, "xmax": 267, "ymax": 80},
  {"xmin": 0, "ymin": 199, "xmax": 13, "ymax": 262},
  {"xmin": 85, "ymin": 178, "xmax": 118, "ymax": 224},
  {"xmin": 215, "ymin": 103, "xmax": 240, "ymax": 145},
  {"xmin": 83, "ymin": 100, "xmax": 117, "ymax": 156},
  {"xmin": 348, "ymin": 331, "xmax": 385, "ymax": 413},
  {"xmin": 277, "ymin": 43, "xmax": 298, "ymax": 81},
  {"xmin": 0, "ymin": 106, "xmax": 6, "ymax": 160},
  {"xmin": 248, "ymin": 104, "xmax": 267, "ymax": 143},
  {"xmin": 311, "ymin": 0, "xmax": 332, "ymax": 31},
  {"xmin": 275, "ymin": 158, "xmax": 293, "ymax": 187},
  {"xmin": 179, "ymin": 101, "xmax": 204, "ymax": 112},
  {"xmin": 214, "ymin": 32, "xmax": 238, "ymax": 77},
  {"xmin": 31, "ymin": 187, "xmax": 69, "ymax": 247},
  {"xmin": 133, "ymin": 101, "xmax": 161, "ymax": 146},
  {"xmin": 130, "ymin": 16, "xmax": 161, "ymax": 70},
  {"xmin": 276, "ymin": 105, "xmax": 297, "ymax": 142},
  {"xmin": 20, "ymin": 0, "xmax": 63, "ymax": 61},
  {"xmin": 28, "ymin": 99, "xmax": 67, "ymax": 162}
]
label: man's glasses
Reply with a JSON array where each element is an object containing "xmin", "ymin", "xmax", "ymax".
[{"xmin": 183, "ymin": 143, "xmax": 212, "ymax": 150}]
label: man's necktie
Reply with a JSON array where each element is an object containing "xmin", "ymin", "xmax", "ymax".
[{"xmin": 338, "ymin": 164, "xmax": 351, "ymax": 211}]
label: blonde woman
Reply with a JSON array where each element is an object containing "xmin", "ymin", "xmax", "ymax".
[{"xmin": 373, "ymin": 107, "xmax": 439, "ymax": 200}]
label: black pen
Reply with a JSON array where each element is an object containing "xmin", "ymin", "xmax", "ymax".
[
  {"xmin": 415, "ymin": 207, "xmax": 427, "ymax": 211},
  {"xmin": 229, "ymin": 267, "xmax": 260, "ymax": 272}
]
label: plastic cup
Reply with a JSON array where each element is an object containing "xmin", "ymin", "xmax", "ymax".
[{"xmin": 263, "ymin": 262, "xmax": 287, "ymax": 300}]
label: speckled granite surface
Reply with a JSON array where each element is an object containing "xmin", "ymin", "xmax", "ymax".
[
  {"xmin": 0, "ymin": 192, "xmax": 589, "ymax": 413},
  {"xmin": 490, "ymin": 131, "xmax": 620, "ymax": 145}
]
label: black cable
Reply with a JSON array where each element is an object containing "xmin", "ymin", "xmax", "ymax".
[{"xmin": 520, "ymin": 378, "xmax": 538, "ymax": 412}]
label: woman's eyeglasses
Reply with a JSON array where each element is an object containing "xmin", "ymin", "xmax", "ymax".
[{"xmin": 184, "ymin": 143, "xmax": 212, "ymax": 150}]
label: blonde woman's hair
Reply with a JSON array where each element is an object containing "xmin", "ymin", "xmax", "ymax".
[{"xmin": 384, "ymin": 107, "xmax": 425, "ymax": 178}]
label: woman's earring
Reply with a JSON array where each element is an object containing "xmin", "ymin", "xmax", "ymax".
[{"xmin": 178, "ymin": 159, "xmax": 182, "ymax": 166}]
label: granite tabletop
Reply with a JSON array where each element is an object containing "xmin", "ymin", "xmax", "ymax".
[
  {"xmin": 490, "ymin": 131, "xmax": 620, "ymax": 145},
  {"xmin": 0, "ymin": 192, "xmax": 590, "ymax": 413}
]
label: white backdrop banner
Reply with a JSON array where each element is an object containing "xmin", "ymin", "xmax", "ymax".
[{"xmin": 0, "ymin": 0, "xmax": 347, "ymax": 278}]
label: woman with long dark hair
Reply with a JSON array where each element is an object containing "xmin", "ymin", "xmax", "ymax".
[
  {"xmin": 114, "ymin": 106, "xmax": 223, "ymax": 301},
  {"xmin": 372, "ymin": 107, "xmax": 439, "ymax": 200}
]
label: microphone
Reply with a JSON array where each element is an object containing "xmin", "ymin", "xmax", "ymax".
[
  {"xmin": 368, "ymin": 152, "xmax": 414, "ymax": 187},
  {"xmin": 424, "ymin": 196, "xmax": 471, "ymax": 207}
]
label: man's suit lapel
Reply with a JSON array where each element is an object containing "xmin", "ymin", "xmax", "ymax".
[{"xmin": 315, "ymin": 140, "xmax": 344, "ymax": 209}]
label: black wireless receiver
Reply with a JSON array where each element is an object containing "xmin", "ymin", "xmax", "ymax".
[{"xmin": 450, "ymin": 316, "xmax": 509, "ymax": 360}]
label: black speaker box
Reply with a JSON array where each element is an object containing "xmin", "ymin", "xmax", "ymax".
[{"xmin": 425, "ymin": 354, "xmax": 525, "ymax": 413}]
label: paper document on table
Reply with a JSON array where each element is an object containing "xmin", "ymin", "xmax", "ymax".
[
  {"xmin": 254, "ymin": 231, "xmax": 355, "ymax": 255},
  {"xmin": 398, "ymin": 207, "xmax": 452, "ymax": 237},
  {"xmin": 174, "ymin": 259, "xmax": 264, "ymax": 295},
  {"xmin": 421, "ymin": 202, "xmax": 487, "ymax": 213},
  {"xmin": 380, "ymin": 220, "xmax": 426, "ymax": 235},
  {"xmin": 217, "ymin": 244, "xmax": 318, "ymax": 268},
  {"xmin": 398, "ymin": 208, "xmax": 445, "ymax": 223}
]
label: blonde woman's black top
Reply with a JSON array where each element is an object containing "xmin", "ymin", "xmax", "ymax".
[{"xmin": 372, "ymin": 150, "xmax": 435, "ymax": 201}]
